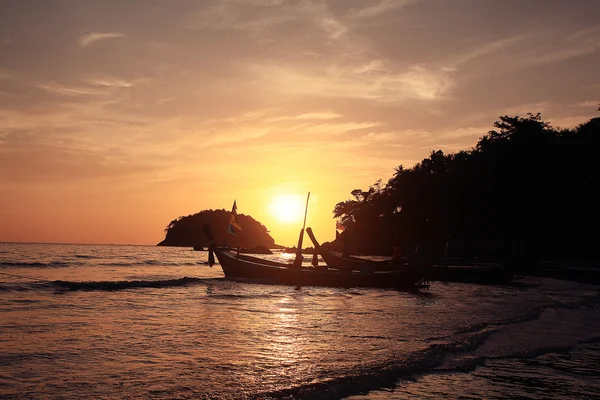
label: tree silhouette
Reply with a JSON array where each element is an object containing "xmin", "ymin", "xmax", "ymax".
[{"xmin": 332, "ymin": 113, "xmax": 600, "ymax": 265}]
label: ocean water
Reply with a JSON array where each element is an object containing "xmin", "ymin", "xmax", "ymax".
[{"xmin": 1, "ymin": 243, "xmax": 599, "ymax": 399}]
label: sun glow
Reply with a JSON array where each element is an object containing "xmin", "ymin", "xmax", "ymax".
[{"xmin": 268, "ymin": 194, "xmax": 304, "ymax": 224}]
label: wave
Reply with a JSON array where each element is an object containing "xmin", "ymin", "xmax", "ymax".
[
  {"xmin": 96, "ymin": 261, "xmax": 206, "ymax": 267},
  {"xmin": 257, "ymin": 328, "xmax": 600, "ymax": 400},
  {"xmin": 0, "ymin": 261, "xmax": 71, "ymax": 268},
  {"xmin": 1, "ymin": 260, "xmax": 207, "ymax": 269},
  {"xmin": 422, "ymin": 305, "xmax": 546, "ymax": 344},
  {"xmin": 0, "ymin": 284, "xmax": 33, "ymax": 292},
  {"xmin": 257, "ymin": 294, "xmax": 600, "ymax": 400},
  {"xmin": 256, "ymin": 329, "xmax": 495, "ymax": 400},
  {"xmin": 51, "ymin": 276, "xmax": 214, "ymax": 291},
  {"xmin": 430, "ymin": 289, "xmax": 599, "ymax": 343},
  {"xmin": 142, "ymin": 260, "xmax": 203, "ymax": 266}
]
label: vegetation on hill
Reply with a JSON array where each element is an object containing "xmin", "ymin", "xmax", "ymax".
[
  {"xmin": 331, "ymin": 113, "xmax": 600, "ymax": 262},
  {"xmin": 158, "ymin": 209, "xmax": 275, "ymax": 248}
]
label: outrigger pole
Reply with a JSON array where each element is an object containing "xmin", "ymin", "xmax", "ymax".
[{"xmin": 293, "ymin": 192, "xmax": 310, "ymax": 266}]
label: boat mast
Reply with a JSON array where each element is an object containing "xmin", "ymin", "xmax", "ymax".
[{"xmin": 294, "ymin": 192, "xmax": 310, "ymax": 266}]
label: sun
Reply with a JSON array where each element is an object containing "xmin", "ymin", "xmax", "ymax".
[{"xmin": 268, "ymin": 194, "xmax": 304, "ymax": 224}]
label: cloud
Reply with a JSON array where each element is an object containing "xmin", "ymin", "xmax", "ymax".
[
  {"xmin": 249, "ymin": 62, "xmax": 454, "ymax": 102},
  {"xmin": 437, "ymin": 126, "xmax": 486, "ymax": 141},
  {"xmin": 87, "ymin": 76, "xmax": 134, "ymax": 88},
  {"xmin": 264, "ymin": 111, "xmax": 342, "ymax": 122},
  {"xmin": 502, "ymin": 101, "xmax": 557, "ymax": 116},
  {"xmin": 549, "ymin": 115, "xmax": 595, "ymax": 129},
  {"xmin": 300, "ymin": 2, "xmax": 349, "ymax": 41},
  {"xmin": 316, "ymin": 121, "xmax": 382, "ymax": 133},
  {"xmin": 37, "ymin": 82, "xmax": 107, "ymax": 96},
  {"xmin": 573, "ymin": 100, "xmax": 599, "ymax": 109},
  {"xmin": 184, "ymin": 1, "xmax": 293, "ymax": 32},
  {"xmin": 0, "ymin": 144, "xmax": 157, "ymax": 184},
  {"xmin": 294, "ymin": 112, "xmax": 342, "ymax": 120},
  {"xmin": 347, "ymin": 0, "xmax": 416, "ymax": 20},
  {"xmin": 452, "ymin": 34, "xmax": 528, "ymax": 66},
  {"xmin": 508, "ymin": 27, "xmax": 600, "ymax": 66},
  {"xmin": 191, "ymin": 108, "xmax": 384, "ymax": 150},
  {"xmin": 361, "ymin": 131, "xmax": 397, "ymax": 143},
  {"xmin": 78, "ymin": 32, "xmax": 125, "ymax": 48}
]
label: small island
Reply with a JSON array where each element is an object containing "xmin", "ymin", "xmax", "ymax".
[{"xmin": 158, "ymin": 209, "xmax": 277, "ymax": 250}]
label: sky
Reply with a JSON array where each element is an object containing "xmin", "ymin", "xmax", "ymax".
[{"xmin": 0, "ymin": 0, "xmax": 599, "ymax": 246}]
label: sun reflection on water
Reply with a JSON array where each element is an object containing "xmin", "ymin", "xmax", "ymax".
[{"xmin": 264, "ymin": 297, "xmax": 304, "ymax": 376}]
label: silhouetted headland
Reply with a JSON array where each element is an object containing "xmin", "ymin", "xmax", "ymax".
[{"xmin": 331, "ymin": 113, "xmax": 600, "ymax": 281}]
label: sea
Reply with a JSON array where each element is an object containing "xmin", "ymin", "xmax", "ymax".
[{"xmin": 1, "ymin": 243, "xmax": 599, "ymax": 400}]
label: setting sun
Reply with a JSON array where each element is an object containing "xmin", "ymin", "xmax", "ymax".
[{"xmin": 268, "ymin": 194, "xmax": 305, "ymax": 224}]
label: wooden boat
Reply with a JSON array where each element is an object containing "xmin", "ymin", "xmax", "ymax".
[
  {"xmin": 316, "ymin": 249, "xmax": 396, "ymax": 270},
  {"xmin": 211, "ymin": 247, "xmax": 428, "ymax": 289},
  {"xmin": 201, "ymin": 199, "xmax": 426, "ymax": 289},
  {"xmin": 306, "ymin": 227, "xmax": 431, "ymax": 271},
  {"xmin": 306, "ymin": 227, "xmax": 514, "ymax": 284}
]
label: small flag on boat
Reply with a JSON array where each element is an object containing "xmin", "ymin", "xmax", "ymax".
[
  {"xmin": 336, "ymin": 221, "xmax": 346, "ymax": 232},
  {"xmin": 227, "ymin": 224, "xmax": 237, "ymax": 236},
  {"xmin": 227, "ymin": 200, "xmax": 242, "ymax": 235}
]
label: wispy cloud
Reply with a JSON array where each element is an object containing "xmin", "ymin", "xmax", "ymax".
[
  {"xmin": 347, "ymin": 0, "xmax": 416, "ymax": 20},
  {"xmin": 446, "ymin": 27, "xmax": 600, "ymax": 72},
  {"xmin": 249, "ymin": 62, "xmax": 454, "ymax": 102},
  {"xmin": 78, "ymin": 32, "xmax": 125, "ymax": 48},
  {"xmin": 193, "ymin": 108, "xmax": 384, "ymax": 150},
  {"xmin": 184, "ymin": 1, "xmax": 293, "ymax": 32},
  {"xmin": 573, "ymin": 100, "xmax": 599, "ymax": 109},
  {"xmin": 300, "ymin": 2, "xmax": 349, "ymax": 41},
  {"xmin": 527, "ymin": 27, "xmax": 600, "ymax": 65},
  {"xmin": 37, "ymin": 82, "xmax": 107, "ymax": 96},
  {"xmin": 452, "ymin": 34, "xmax": 528, "ymax": 66},
  {"xmin": 549, "ymin": 115, "xmax": 594, "ymax": 129},
  {"xmin": 264, "ymin": 111, "xmax": 343, "ymax": 122},
  {"xmin": 437, "ymin": 126, "xmax": 486, "ymax": 140},
  {"xmin": 295, "ymin": 112, "xmax": 342, "ymax": 120},
  {"xmin": 303, "ymin": 121, "xmax": 383, "ymax": 135},
  {"xmin": 87, "ymin": 76, "xmax": 134, "ymax": 88},
  {"xmin": 502, "ymin": 101, "xmax": 557, "ymax": 116}
]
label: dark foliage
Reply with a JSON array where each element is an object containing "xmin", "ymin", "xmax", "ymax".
[
  {"xmin": 158, "ymin": 209, "xmax": 275, "ymax": 248},
  {"xmin": 333, "ymin": 114, "xmax": 600, "ymax": 262}
]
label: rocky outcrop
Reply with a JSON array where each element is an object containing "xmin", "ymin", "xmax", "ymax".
[{"xmin": 158, "ymin": 209, "xmax": 275, "ymax": 249}]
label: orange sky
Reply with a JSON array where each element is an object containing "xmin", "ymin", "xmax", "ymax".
[{"xmin": 1, "ymin": 1, "xmax": 599, "ymax": 246}]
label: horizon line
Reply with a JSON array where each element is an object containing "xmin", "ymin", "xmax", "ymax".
[{"xmin": 0, "ymin": 241, "xmax": 156, "ymax": 247}]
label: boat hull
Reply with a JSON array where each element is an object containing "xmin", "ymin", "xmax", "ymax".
[
  {"xmin": 214, "ymin": 250, "xmax": 426, "ymax": 289},
  {"xmin": 318, "ymin": 250, "xmax": 515, "ymax": 284},
  {"xmin": 318, "ymin": 250, "xmax": 392, "ymax": 270}
]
